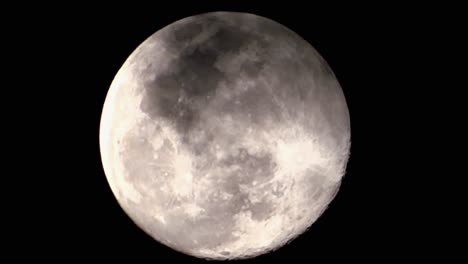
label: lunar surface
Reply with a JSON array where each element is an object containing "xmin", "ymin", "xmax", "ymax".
[{"xmin": 100, "ymin": 12, "xmax": 351, "ymax": 259}]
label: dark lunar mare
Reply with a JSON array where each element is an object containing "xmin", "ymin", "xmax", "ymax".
[{"xmin": 139, "ymin": 15, "xmax": 271, "ymax": 139}]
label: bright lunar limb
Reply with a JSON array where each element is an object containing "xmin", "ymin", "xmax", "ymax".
[{"xmin": 100, "ymin": 12, "xmax": 351, "ymax": 259}]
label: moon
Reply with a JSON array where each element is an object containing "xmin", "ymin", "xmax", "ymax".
[{"xmin": 100, "ymin": 12, "xmax": 351, "ymax": 259}]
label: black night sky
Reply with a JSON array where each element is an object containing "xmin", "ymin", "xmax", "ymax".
[{"xmin": 3, "ymin": 2, "xmax": 465, "ymax": 262}]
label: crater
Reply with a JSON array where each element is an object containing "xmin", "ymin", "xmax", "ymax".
[
  {"xmin": 248, "ymin": 200, "xmax": 276, "ymax": 221},
  {"xmin": 219, "ymin": 147, "xmax": 277, "ymax": 186}
]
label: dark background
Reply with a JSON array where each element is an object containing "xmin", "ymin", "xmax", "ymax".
[{"xmin": 3, "ymin": 2, "xmax": 465, "ymax": 262}]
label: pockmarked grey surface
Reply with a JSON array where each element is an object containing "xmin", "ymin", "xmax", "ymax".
[{"xmin": 100, "ymin": 12, "xmax": 351, "ymax": 260}]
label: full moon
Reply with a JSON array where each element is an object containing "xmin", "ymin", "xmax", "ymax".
[{"xmin": 100, "ymin": 12, "xmax": 351, "ymax": 259}]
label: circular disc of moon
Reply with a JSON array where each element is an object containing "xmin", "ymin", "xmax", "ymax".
[{"xmin": 100, "ymin": 12, "xmax": 351, "ymax": 259}]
